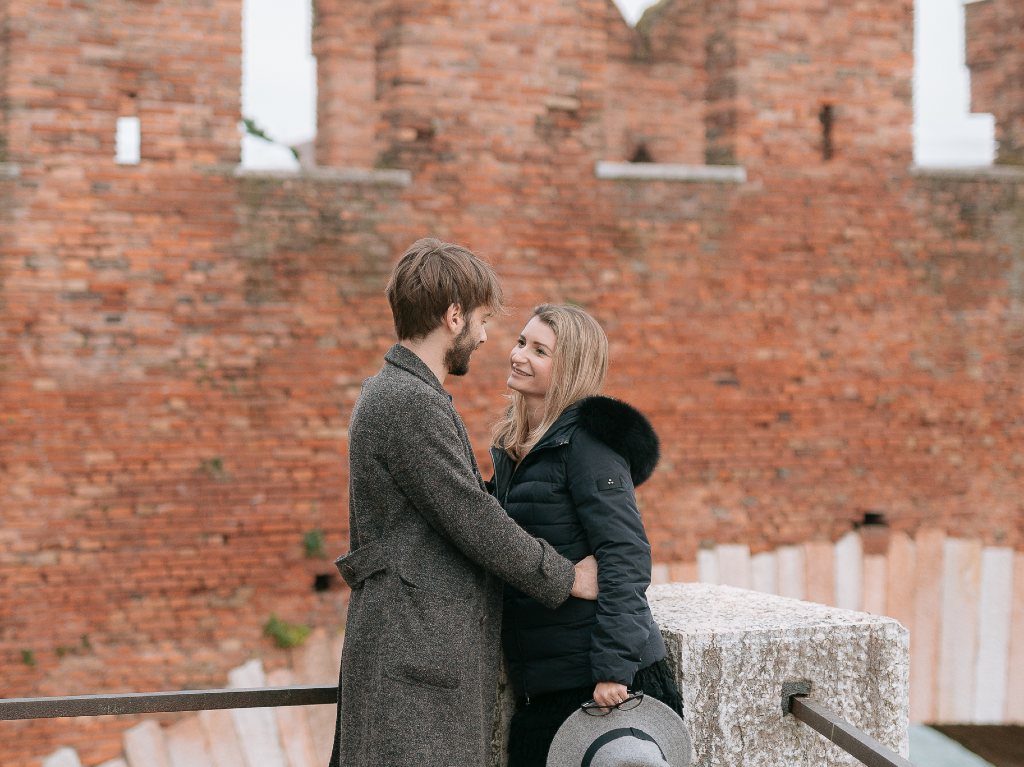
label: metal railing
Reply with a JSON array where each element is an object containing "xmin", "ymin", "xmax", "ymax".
[
  {"xmin": 2, "ymin": 680, "xmax": 916, "ymax": 767},
  {"xmin": 0, "ymin": 684, "xmax": 336, "ymax": 721},
  {"xmin": 783, "ymin": 682, "xmax": 917, "ymax": 767}
]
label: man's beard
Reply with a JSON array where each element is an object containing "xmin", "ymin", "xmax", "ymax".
[{"xmin": 444, "ymin": 323, "xmax": 478, "ymax": 377}]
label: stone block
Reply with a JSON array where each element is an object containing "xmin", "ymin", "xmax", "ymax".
[
  {"xmin": 166, "ymin": 717, "xmax": 215, "ymax": 767},
  {"xmin": 42, "ymin": 748, "xmax": 81, "ymax": 767},
  {"xmin": 228, "ymin": 660, "xmax": 288, "ymax": 767},
  {"xmin": 1008, "ymin": 553, "xmax": 1024, "ymax": 722},
  {"xmin": 938, "ymin": 538, "xmax": 982, "ymax": 722},
  {"xmin": 648, "ymin": 583, "xmax": 909, "ymax": 766},
  {"xmin": 268, "ymin": 668, "xmax": 320, "ymax": 767},
  {"xmin": 197, "ymin": 709, "xmax": 247, "ymax": 767},
  {"xmin": 973, "ymin": 547, "xmax": 1013, "ymax": 723},
  {"xmin": 911, "ymin": 528, "xmax": 945, "ymax": 722},
  {"xmin": 804, "ymin": 541, "xmax": 837, "ymax": 607},
  {"xmin": 751, "ymin": 551, "xmax": 778, "ymax": 595},
  {"xmin": 717, "ymin": 544, "xmax": 752, "ymax": 589},
  {"xmin": 295, "ymin": 628, "xmax": 339, "ymax": 763},
  {"xmin": 124, "ymin": 720, "xmax": 171, "ymax": 767},
  {"xmin": 777, "ymin": 546, "xmax": 806, "ymax": 601},
  {"xmin": 834, "ymin": 532, "xmax": 863, "ymax": 611}
]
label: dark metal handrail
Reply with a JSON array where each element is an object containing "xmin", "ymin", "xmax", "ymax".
[
  {"xmin": 0, "ymin": 684, "xmax": 337, "ymax": 721},
  {"xmin": 784, "ymin": 686, "xmax": 916, "ymax": 767},
  {"xmin": 3, "ymin": 680, "xmax": 916, "ymax": 767}
]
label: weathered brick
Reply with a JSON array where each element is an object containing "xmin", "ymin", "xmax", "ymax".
[{"xmin": 1, "ymin": 1, "xmax": 1023, "ymax": 764}]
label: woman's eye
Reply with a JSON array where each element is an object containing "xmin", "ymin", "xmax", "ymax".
[
  {"xmin": 535, "ymin": 349, "xmax": 546, "ymax": 356},
  {"xmin": 516, "ymin": 339, "xmax": 525, "ymax": 347}
]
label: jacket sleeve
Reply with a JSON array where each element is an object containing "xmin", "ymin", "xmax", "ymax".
[
  {"xmin": 384, "ymin": 394, "xmax": 575, "ymax": 610},
  {"xmin": 567, "ymin": 430, "xmax": 654, "ymax": 687}
]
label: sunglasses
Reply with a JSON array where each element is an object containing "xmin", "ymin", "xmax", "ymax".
[{"xmin": 580, "ymin": 690, "xmax": 644, "ymax": 716}]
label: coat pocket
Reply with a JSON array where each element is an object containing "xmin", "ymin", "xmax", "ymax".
[{"xmin": 383, "ymin": 574, "xmax": 474, "ymax": 690}]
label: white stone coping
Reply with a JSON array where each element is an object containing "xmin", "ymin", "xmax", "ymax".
[
  {"xmin": 911, "ymin": 164, "xmax": 1024, "ymax": 182},
  {"xmin": 0, "ymin": 162, "xmax": 20, "ymax": 178},
  {"xmin": 649, "ymin": 582, "xmax": 901, "ymax": 635},
  {"xmin": 595, "ymin": 161, "xmax": 747, "ymax": 183},
  {"xmin": 231, "ymin": 165, "xmax": 412, "ymax": 186}
]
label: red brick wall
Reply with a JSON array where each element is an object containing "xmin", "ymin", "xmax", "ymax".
[
  {"xmin": 966, "ymin": 0, "xmax": 1024, "ymax": 165},
  {"xmin": 4, "ymin": 0, "xmax": 241, "ymax": 168},
  {"xmin": 313, "ymin": 0, "xmax": 378, "ymax": 167},
  {"xmin": 0, "ymin": 0, "xmax": 8, "ymax": 163},
  {"xmin": 2, "ymin": 0, "xmax": 1023, "ymax": 764},
  {"xmin": 735, "ymin": 0, "xmax": 914, "ymax": 170},
  {"xmin": 604, "ymin": 0, "xmax": 706, "ymax": 164}
]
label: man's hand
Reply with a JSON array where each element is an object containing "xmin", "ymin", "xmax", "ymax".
[{"xmin": 570, "ymin": 555, "xmax": 598, "ymax": 600}]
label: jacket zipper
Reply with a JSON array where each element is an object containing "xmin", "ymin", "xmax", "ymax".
[
  {"xmin": 498, "ymin": 439, "xmax": 570, "ymax": 705},
  {"xmin": 499, "ymin": 439, "xmax": 568, "ymax": 506},
  {"xmin": 515, "ymin": 624, "xmax": 531, "ymax": 705}
]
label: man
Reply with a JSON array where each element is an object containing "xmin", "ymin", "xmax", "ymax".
[{"xmin": 330, "ymin": 238, "xmax": 598, "ymax": 767}]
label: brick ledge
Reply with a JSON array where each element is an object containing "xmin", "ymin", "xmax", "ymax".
[
  {"xmin": 230, "ymin": 165, "xmax": 412, "ymax": 186},
  {"xmin": 595, "ymin": 161, "xmax": 747, "ymax": 183},
  {"xmin": 911, "ymin": 164, "xmax": 1024, "ymax": 181}
]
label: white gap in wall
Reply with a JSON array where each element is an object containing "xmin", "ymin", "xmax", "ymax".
[
  {"xmin": 241, "ymin": 0, "xmax": 317, "ymax": 170},
  {"xmin": 115, "ymin": 116, "xmax": 141, "ymax": 165},
  {"xmin": 914, "ymin": 0, "xmax": 995, "ymax": 166}
]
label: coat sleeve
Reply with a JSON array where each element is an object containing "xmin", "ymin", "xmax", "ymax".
[
  {"xmin": 567, "ymin": 430, "xmax": 654, "ymax": 687},
  {"xmin": 384, "ymin": 393, "xmax": 575, "ymax": 610}
]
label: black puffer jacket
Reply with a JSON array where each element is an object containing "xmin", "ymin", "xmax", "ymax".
[{"xmin": 490, "ymin": 396, "xmax": 666, "ymax": 700}]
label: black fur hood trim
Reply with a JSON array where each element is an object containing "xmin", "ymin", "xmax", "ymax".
[{"xmin": 576, "ymin": 396, "xmax": 660, "ymax": 487}]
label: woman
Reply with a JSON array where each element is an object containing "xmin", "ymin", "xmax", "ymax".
[{"xmin": 490, "ymin": 304, "xmax": 683, "ymax": 767}]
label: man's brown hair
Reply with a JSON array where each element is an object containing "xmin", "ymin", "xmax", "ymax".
[{"xmin": 386, "ymin": 238, "xmax": 505, "ymax": 340}]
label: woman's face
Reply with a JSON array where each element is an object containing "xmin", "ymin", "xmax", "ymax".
[{"xmin": 507, "ymin": 316, "xmax": 556, "ymax": 401}]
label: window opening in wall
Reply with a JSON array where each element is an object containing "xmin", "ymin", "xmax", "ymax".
[
  {"xmin": 115, "ymin": 116, "xmax": 141, "ymax": 165},
  {"xmin": 914, "ymin": 0, "xmax": 994, "ymax": 166},
  {"xmin": 313, "ymin": 573, "xmax": 333, "ymax": 593},
  {"xmin": 819, "ymin": 104, "xmax": 834, "ymax": 161},
  {"xmin": 241, "ymin": 0, "xmax": 317, "ymax": 170},
  {"xmin": 630, "ymin": 143, "xmax": 654, "ymax": 163},
  {"xmin": 860, "ymin": 512, "xmax": 887, "ymax": 527}
]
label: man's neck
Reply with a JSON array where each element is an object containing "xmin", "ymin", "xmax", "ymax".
[{"xmin": 399, "ymin": 338, "xmax": 448, "ymax": 387}]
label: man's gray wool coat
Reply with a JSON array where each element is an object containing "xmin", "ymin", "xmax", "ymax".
[{"xmin": 329, "ymin": 344, "xmax": 577, "ymax": 767}]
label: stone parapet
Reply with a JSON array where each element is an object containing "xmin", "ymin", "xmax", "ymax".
[{"xmin": 651, "ymin": 583, "xmax": 909, "ymax": 766}]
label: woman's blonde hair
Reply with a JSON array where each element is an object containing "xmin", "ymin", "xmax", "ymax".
[{"xmin": 492, "ymin": 304, "xmax": 609, "ymax": 461}]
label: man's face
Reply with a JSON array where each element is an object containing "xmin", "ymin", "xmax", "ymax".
[{"xmin": 444, "ymin": 307, "xmax": 490, "ymax": 377}]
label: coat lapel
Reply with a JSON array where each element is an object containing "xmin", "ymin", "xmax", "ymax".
[{"xmin": 384, "ymin": 344, "xmax": 485, "ymax": 489}]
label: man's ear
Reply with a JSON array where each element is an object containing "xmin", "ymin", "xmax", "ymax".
[{"xmin": 443, "ymin": 303, "xmax": 463, "ymax": 333}]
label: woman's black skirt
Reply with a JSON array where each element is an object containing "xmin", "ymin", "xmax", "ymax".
[{"xmin": 506, "ymin": 659, "xmax": 684, "ymax": 767}]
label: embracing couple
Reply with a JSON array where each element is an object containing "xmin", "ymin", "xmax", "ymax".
[{"xmin": 329, "ymin": 238, "xmax": 686, "ymax": 767}]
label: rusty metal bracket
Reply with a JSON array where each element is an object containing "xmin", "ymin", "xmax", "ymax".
[{"xmin": 781, "ymin": 679, "xmax": 813, "ymax": 715}]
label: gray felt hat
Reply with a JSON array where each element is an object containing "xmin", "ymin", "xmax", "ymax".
[{"xmin": 546, "ymin": 696, "xmax": 692, "ymax": 767}]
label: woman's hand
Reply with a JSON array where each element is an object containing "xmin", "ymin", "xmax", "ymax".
[{"xmin": 592, "ymin": 681, "xmax": 629, "ymax": 709}]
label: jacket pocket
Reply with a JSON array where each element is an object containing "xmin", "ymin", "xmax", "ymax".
[
  {"xmin": 383, "ymin": 574, "xmax": 474, "ymax": 689},
  {"xmin": 335, "ymin": 542, "xmax": 387, "ymax": 589}
]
